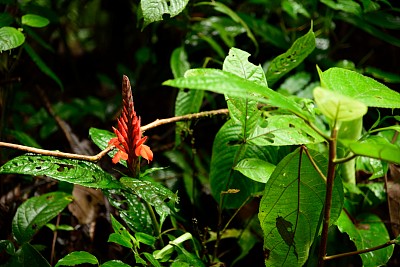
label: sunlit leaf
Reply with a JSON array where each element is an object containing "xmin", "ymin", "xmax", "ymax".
[
  {"xmin": 0, "ymin": 26, "xmax": 25, "ymax": 52},
  {"xmin": 0, "ymin": 154, "xmax": 121, "ymax": 189},
  {"xmin": 259, "ymin": 148, "xmax": 343, "ymax": 266},
  {"xmin": 12, "ymin": 192, "xmax": 72, "ymax": 244},
  {"xmin": 234, "ymin": 158, "xmax": 275, "ymax": 183},
  {"xmin": 313, "ymin": 86, "xmax": 368, "ymax": 121},
  {"xmin": 337, "ymin": 212, "xmax": 394, "ymax": 267},
  {"xmin": 55, "ymin": 251, "xmax": 98, "ymax": 267},
  {"xmin": 320, "ymin": 67, "xmax": 400, "ymax": 108},
  {"xmin": 101, "ymin": 260, "xmax": 131, "ymax": 267},
  {"xmin": 21, "ymin": 14, "xmax": 49, "ymax": 28},
  {"xmin": 266, "ymin": 27, "xmax": 315, "ymax": 86}
]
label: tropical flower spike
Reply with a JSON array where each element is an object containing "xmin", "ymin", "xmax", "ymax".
[{"xmin": 108, "ymin": 75, "xmax": 153, "ymax": 175}]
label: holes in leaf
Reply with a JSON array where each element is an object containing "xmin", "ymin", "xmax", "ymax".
[
  {"xmin": 263, "ymin": 249, "xmax": 270, "ymax": 260},
  {"xmin": 57, "ymin": 164, "xmax": 74, "ymax": 172},
  {"xmin": 46, "ymin": 195, "xmax": 54, "ymax": 200},
  {"xmin": 36, "ymin": 166, "xmax": 42, "ymax": 170},
  {"xmin": 228, "ymin": 139, "xmax": 245, "ymax": 146},
  {"xmin": 183, "ymin": 88, "xmax": 189, "ymax": 93},
  {"xmin": 31, "ymin": 223, "xmax": 38, "ymax": 230}
]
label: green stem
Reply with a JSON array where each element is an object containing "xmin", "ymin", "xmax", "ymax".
[{"xmin": 144, "ymin": 201, "xmax": 164, "ymax": 247}]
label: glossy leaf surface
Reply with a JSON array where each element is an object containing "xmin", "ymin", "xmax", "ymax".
[
  {"xmin": 55, "ymin": 251, "xmax": 98, "ymax": 267},
  {"xmin": 12, "ymin": 191, "xmax": 72, "ymax": 244},
  {"xmin": 234, "ymin": 158, "xmax": 275, "ymax": 183},
  {"xmin": 140, "ymin": 0, "xmax": 189, "ymax": 28},
  {"xmin": 0, "ymin": 26, "xmax": 25, "ymax": 51},
  {"xmin": 21, "ymin": 14, "xmax": 49, "ymax": 28}
]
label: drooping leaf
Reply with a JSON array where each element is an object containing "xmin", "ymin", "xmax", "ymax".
[
  {"xmin": 248, "ymin": 115, "xmax": 325, "ymax": 146},
  {"xmin": 234, "ymin": 158, "xmax": 275, "ymax": 183},
  {"xmin": 259, "ymin": 148, "xmax": 343, "ymax": 266},
  {"xmin": 266, "ymin": 27, "xmax": 315, "ymax": 86},
  {"xmin": 120, "ymin": 177, "xmax": 178, "ymax": 223},
  {"xmin": 0, "ymin": 154, "xmax": 121, "ymax": 189},
  {"xmin": 12, "ymin": 191, "xmax": 72, "ymax": 244},
  {"xmin": 140, "ymin": 0, "xmax": 189, "ymax": 28},
  {"xmin": 55, "ymin": 251, "xmax": 98, "ymax": 267},
  {"xmin": 163, "ymin": 68, "xmax": 311, "ymax": 120},
  {"xmin": 313, "ymin": 86, "xmax": 368, "ymax": 121},
  {"xmin": 21, "ymin": 14, "xmax": 50, "ymax": 28},
  {"xmin": 0, "ymin": 26, "xmax": 25, "ymax": 52},
  {"xmin": 340, "ymin": 136, "xmax": 400, "ymax": 164},
  {"xmin": 337, "ymin": 211, "xmax": 394, "ymax": 267},
  {"xmin": 24, "ymin": 43, "xmax": 63, "ymax": 89},
  {"xmin": 108, "ymin": 215, "xmax": 135, "ymax": 249},
  {"xmin": 320, "ymin": 67, "xmax": 400, "ymax": 108},
  {"xmin": 210, "ymin": 120, "xmax": 277, "ymax": 209}
]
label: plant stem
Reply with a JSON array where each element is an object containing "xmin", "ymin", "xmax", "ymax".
[
  {"xmin": 144, "ymin": 201, "xmax": 164, "ymax": 247},
  {"xmin": 324, "ymin": 239, "xmax": 397, "ymax": 261},
  {"xmin": 0, "ymin": 109, "xmax": 229, "ymax": 161},
  {"xmin": 318, "ymin": 126, "xmax": 338, "ymax": 267}
]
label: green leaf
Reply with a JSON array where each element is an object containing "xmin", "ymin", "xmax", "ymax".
[
  {"xmin": 321, "ymin": 0, "xmax": 362, "ymax": 15},
  {"xmin": 101, "ymin": 260, "xmax": 131, "ymax": 267},
  {"xmin": 320, "ymin": 67, "xmax": 400, "ymax": 108},
  {"xmin": 21, "ymin": 14, "xmax": 49, "ymax": 28},
  {"xmin": 248, "ymin": 115, "xmax": 325, "ymax": 146},
  {"xmin": 0, "ymin": 154, "xmax": 121, "ymax": 189},
  {"xmin": 164, "ymin": 68, "xmax": 311, "ymax": 120},
  {"xmin": 108, "ymin": 215, "xmax": 135, "ymax": 249},
  {"xmin": 143, "ymin": 252, "xmax": 162, "ymax": 267},
  {"xmin": 259, "ymin": 148, "xmax": 343, "ymax": 266},
  {"xmin": 313, "ymin": 86, "xmax": 368, "ymax": 121},
  {"xmin": 0, "ymin": 26, "xmax": 25, "ymax": 52},
  {"xmin": 105, "ymin": 190, "xmax": 153, "ymax": 234},
  {"xmin": 6, "ymin": 243, "xmax": 51, "ymax": 267},
  {"xmin": 341, "ymin": 136, "xmax": 400, "ymax": 164},
  {"xmin": 364, "ymin": 66, "xmax": 400, "ymax": 83},
  {"xmin": 120, "ymin": 177, "xmax": 178, "ymax": 223},
  {"xmin": 210, "ymin": 120, "xmax": 277, "ymax": 209},
  {"xmin": 12, "ymin": 192, "xmax": 72, "ymax": 244},
  {"xmin": 234, "ymin": 158, "xmax": 275, "ymax": 183},
  {"xmin": 266, "ymin": 27, "xmax": 315, "ymax": 86},
  {"xmin": 140, "ymin": 0, "xmax": 189, "ymax": 28},
  {"xmin": 55, "ymin": 251, "xmax": 98, "ymax": 267},
  {"xmin": 337, "ymin": 212, "xmax": 394, "ymax": 267},
  {"xmin": 24, "ymin": 43, "xmax": 63, "ymax": 89},
  {"xmin": 0, "ymin": 240, "xmax": 15, "ymax": 255},
  {"xmin": 136, "ymin": 232, "xmax": 156, "ymax": 246}
]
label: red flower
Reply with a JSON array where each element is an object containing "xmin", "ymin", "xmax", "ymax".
[{"xmin": 108, "ymin": 75, "xmax": 153, "ymax": 172}]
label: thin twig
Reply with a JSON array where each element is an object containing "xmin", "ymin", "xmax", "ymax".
[{"xmin": 0, "ymin": 109, "xmax": 229, "ymax": 161}]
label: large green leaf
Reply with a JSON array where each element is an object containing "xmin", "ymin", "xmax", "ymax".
[
  {"xmin": 6, "ymin": 243, "xmax": 51, "ymax": 267},
  {"xmin": 337, "ymin": 212, "xmax": 394, "ymax": 267},
  {"xmin": 248, "ymin": 115, "xmax": 325, "ymax": 146},
  {"xmin": 259, "ymin": 148, "xmax": 343, "ymax": 266},
  {"xmin": 21, "ymin": 14, "xmax": 49, "ymax": 28},
  {"xmin": 12, "ymin": 191, "xmax": 72, "ymax": 244},
  {"xmin": 320, "ymin": 67, "xmax": 400, "ymax": 108},
  {"xmin": 163, "ymin": 68, "xmax": 311, "ymax": 120},
  {"xmin": 55, "ymin": 251, "xmax": 98, "ymax": 267},
  {"xmin": 140, "ymin": 0, "xmax": 189, "ymax": 28},
  {"xmin": 210, "ymin": 120, "xmax": 277, "ymax": 209},
  {"xmin": 24, "ymin": 43, "xmax": 63, "ymax": 89},
  {"xmin": 0, "ymin": 154, "xmax": 121, "ymax": 189},
  {"xmin": 0, "ymin": 26, "xmax": 25, "ymax": 52},
  {"xmin": 120, "ymin": 177, "xmax": 178, "ymax": 224},
  {"xmin": 234, "ymin": 158, "xmax": 275, "ymax": 183},
  {"xmin": 321, "ymin": 0, "xmax": 362, "ymax": 15},
  {"xmin": 266, "ymin": 27, "xmax": 315, "ymax": 86}
]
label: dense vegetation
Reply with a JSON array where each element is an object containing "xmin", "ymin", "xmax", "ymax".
[{"xmin": 1, "ymin": 0, "xmax": 400, "ymax": 266}]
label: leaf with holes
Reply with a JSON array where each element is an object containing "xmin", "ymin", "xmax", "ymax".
[
  {"xmin": 120, "ymin": 177, "xmax": 178, "ymax": 224},
  {"xmin": 258, "ymin": 148, "xmax": 343, "ymax": 266},
  {"xmin": 140, "ymin": 0, "xmax": 189, "ymax": 28},
  {"xmin": 266, "ymin": 27, "xmax": 315, "ymax": 86},
  {"xmin": 12, "ymin": 191, "xmax": 72, "ymax": 244},
  {"xmin": 0, "ymin": 154, "xmax": 121, "ymax": 189},
  {"xmin": 248, "ymin": 115, "xmax": 325, "ymax": 146}
]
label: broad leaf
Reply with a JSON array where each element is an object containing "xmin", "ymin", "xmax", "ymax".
[
  {"xmin": 12, "ymin": 192, "xmax": 72, "ymax": 244},
  {"xmin": 210, "ymin": 120, "xmax": 278, "ymax": 209},
  {"xmin": 259, "ymin": 148, "xmax": 343, "ymax": 266},
  {"xmin": 248, "ymin": 115, "xmax": 325, "ymax": 146},
  {"xmin": 313, "ymin": 86, "xmax": 368, "ymax": 121},
  {"xmin": 163, "ymin": 68, "xmax": 311, "ymax": 120},
  {"xmin": 6, "ymin": 243, "xmax": 51, "ymax": 267},
  {"xmin": 321, "ymin": 0, "xmax": 362, "ymax": 15},
  {"xmin": 21, "ymin": 14, "xmax": 49, "ymax": 28},
  {"xmin": 140, "ymin": 0, "xmax": 189, "ymax": 28},
  {"xmin": 0, "ymin": 154, "xmax": 121, "ymax": 189},
  {"xmin": 266, "ymin": 27, "xmax": 315, "ymax": 86},
  {"xmin": 102, "ymin": 260, "xmax": 131, "ymax": 267},
  {"xmin": 0, "ymin": 26, "xmax": 25, "ymax": 52},
  {"xmin": 337, "ymin": 212, "xmax": 394, "ymax": 267},
  {"xmin": 55, "ymin": 251, "xmax": 98, "ymax": 267},
  {"xmin": 320, "ymin": 67, "xmax": 400, "ymax": 108},
  {"xmin": 234, "ymin": 158, "xmax": 275, "ymax": 183},
  {"xmin": 24, "ymin": 43, "xmax": 63, "ymax": 89},
  {"xmin": 108, "ymin": 215, "xmax": 135, "ymax": 249},
  {"xmin": 120, "ymin": 177, "xmax": 178, "ymax": 224}
]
